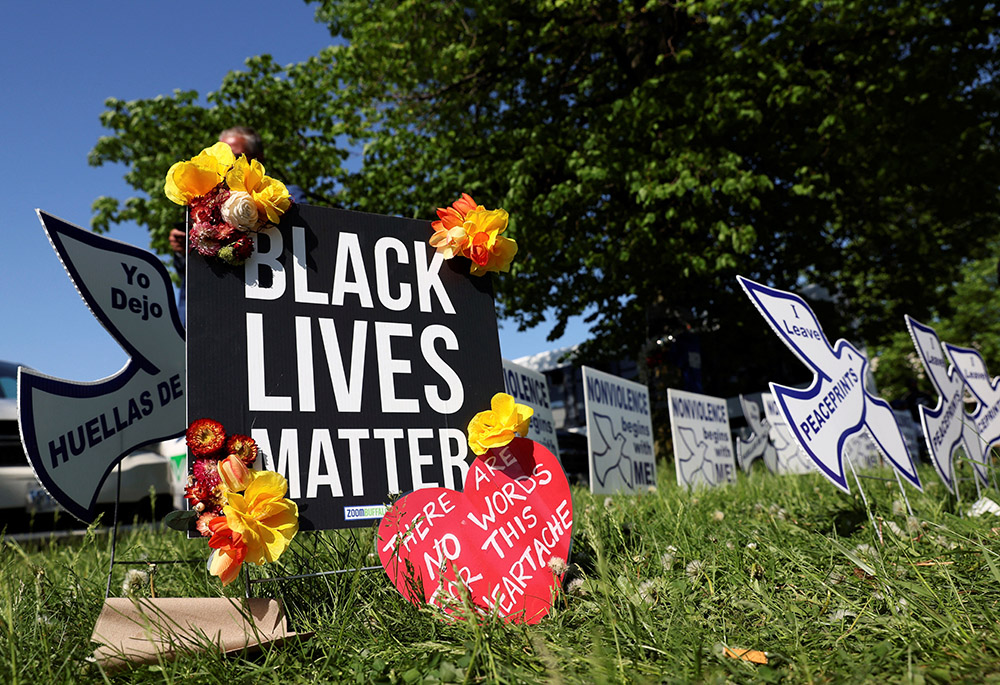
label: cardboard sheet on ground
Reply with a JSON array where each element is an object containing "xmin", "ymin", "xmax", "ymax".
[
  {"xmin": 943, "ymin": 343, "xmax": 1000, "ymax": 457},
  {"xmin": 905, "ymin": 317, "xmax": 986, "ymax": 492},
  {"xmin": 668, "ymin": 388, "xmax": 736, "ymax": 489},
  {"xmin": 377, "ymin": 438, "xmax": 572, "ymax": 624},
  {"xmin": 91, "ymin": 597, "xmax": 307, "ymax": 671},
  {"xmin": 738, "ymin": 276, "xmax": 920, "ymax": 493},
  {"xmin": 581, "ymin": 366, "xmax": 656, "ymax": 493},
  {"xmin": 18, "ymin": 212, "xmax": 186, "ymax": 522},
  {"xmin": 187, "ymin": 205, "xmax": 504, "ymax": 530},
  {"xmin": 501, "ymin": 359, "xmax": 560, "ymax": 460}
]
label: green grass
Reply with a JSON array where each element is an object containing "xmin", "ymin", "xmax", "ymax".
[{"xmin": 4, "ymin": 461, "xmax": 1000, "ymax": 683}]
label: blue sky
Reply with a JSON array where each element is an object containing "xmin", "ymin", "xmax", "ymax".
[{"xmin": 1, "ymin": 1, "xmax": 587, "ymax": 384}]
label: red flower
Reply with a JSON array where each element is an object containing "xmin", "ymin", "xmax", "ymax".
[
  {"xmin": 183, "ymin": 476, "xmax": 222, "ymax": 515},
  {"xmin": 186, "ymin": 418, "xmax": 226, "ymax": 457},
  {"xmin": 226, "ymin": 434, "xmax": 259, "ymax": 467}
]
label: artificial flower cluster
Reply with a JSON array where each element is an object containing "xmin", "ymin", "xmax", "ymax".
[
  {"xmin": 429, "ymin": 193, "xmax": 518, "ymax": 275},
  {"xmin": 467, "ymin": 392, "xmax": 533, "ymax": 456},
  {"xmin": 184, "ymin": 418, "xmax": 258, "ymax": 522},
  {"xmin": 183, "ymin": 418, "xmax": 299, "ymax": 586},
  {"xmin": 164, "ymin": 142, "xmax": 292, "ymax": 265}
]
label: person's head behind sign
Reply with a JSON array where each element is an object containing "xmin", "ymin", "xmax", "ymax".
[{"xmin": 219, "ymin": 126, "xmax": 264, "ymax": 162}]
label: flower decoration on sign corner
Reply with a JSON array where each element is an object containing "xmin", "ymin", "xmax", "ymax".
[
  {"xmin": 429, "ymin": 193, "xmax": 518, "ymax": 276},
  {"xmin": 467, "ymin": 392, "xmax": 534, "ymax": 456},
  {"xmin": 171, "ymin": 417, "xmax": 298, "ymax": 586},
  {"xmin": 164, "ymin": 142, "xmax": 292, "ymax": 266}
]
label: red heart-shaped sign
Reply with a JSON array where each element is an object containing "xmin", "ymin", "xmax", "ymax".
[{"xmin": 378, "ymin": 438, "xmax": 573, "ymax": 624}]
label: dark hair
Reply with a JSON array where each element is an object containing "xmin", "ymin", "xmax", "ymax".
[{"xmin": 219, "ymin": 126, "xmax": 264, "ymax": 160}]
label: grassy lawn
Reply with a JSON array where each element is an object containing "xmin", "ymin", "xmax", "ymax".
[{"xmin": 3, "ymin": 461, "xmax": 1000, "ymax": 683}]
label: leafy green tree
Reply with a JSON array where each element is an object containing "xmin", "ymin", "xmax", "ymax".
[
  {"xmin": 91, "ymin": 0, "xmax": 1000, "ymax": 391},
  {"xmin": 873, "ymin": 247, "xmax": 1000, "ymax": 401}
]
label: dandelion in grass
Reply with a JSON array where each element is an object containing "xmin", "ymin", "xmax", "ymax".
[
  {"xmin": 854, "ymin": 543, "xmax": 877, "ymax": 561},
  {"xmin": 725, "ymin": 541, "xmax": 734, "ymax": 550},
  {"xmin": 712, "ymin": 510, "xmax": 725, "ymax": 522},
  {"xmin": 547, "ymin": 557, "xmax": 568, "ymax": 576},
  {"xmin": 892, "ymin": 499, "xmax": 906, "ymax": 516},
  {"xmin": 604, "ymin": 497, "xmax": 614, "ymax": 509},
  {"xmin": 637, "ymin": 579, "xmax": 657, "ymax": 604},
  {"xmin": 567, "ymin": 578, "xmax": 586, "ymax": 597},
  {"xmin": 121, "ymin": 569, "xmax": 148, "ymax": 596},
  {"xmin": 932, "ymin": 535, "xmax": 958, "ymax": 550},
  {"xmin": 685, "ymin": 559, "xmax": 705, "ymax": 583},
  {"xmin": 828, "ymin": 609, "xmax": 856, "ymax": 622},
  {"xmin": 660, "ymin": 545, "xmax": 678, "ymax": 570},
  {"xmin": 647, "ymin": 485, "xmax": 657, "ymax": 493},
  {"xmin": 883, "ymin": 520, "xmax": 905, "ymax": 538},
  {"xmin": 906, "ymin": 516, "xmax": 923, "ymax": 533},
  {"xmin": 746, "ymin": 542, "xmax": 758, "ymax": 550}
]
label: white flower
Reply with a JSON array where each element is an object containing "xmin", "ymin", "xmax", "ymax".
[
  {"xmin": 221, "ymin": 191, "xmax": 261, "ymax": 231},
  {"xmin": 712, "ymin": 510, "xmax": 725, "ymax": 522},
  {"xmin": 637, "ymin": 579, "xmax": 657, "ymax": 604},
  {"xmin": 906, "ymin": 516, "xmax": 923, "ymax": 534},
  {"xmin": 891, "ymin": 499, "xmax": 906, "ymax": 516},
  {"xmin": 122, "ymin": 569, "xmax": 148, "ymax": 596},
  {"xmin": 547, "ymin": 557, "xmax": 568, "ymax": 575},
  {"xmin": 567, "ymin": 578, "xmax": 586, "ymax": 596},
  {"xmin": 883, "ymin": 520, "xmax": 905, "ymax": 538},
  {"xmin": 828, "ymin": 609, "xmax": 856, "ymax": 622},
  {"xmin": 660, "ymin": 546, "xmax": 678, "ymax": 570},
  {"xmin": 603, "ymin": 497, "xmax": 614, "ymax": 509},
  {"xmin": 685, "ymin": 559, "xmax": 705, "ymax": 582},
  {"xmin": 746, "ymin": 542, "xmax": 758, "ymax": 550},
  {"xmin": 854, "ymin": 543, "xmax": 877, "ymax": 560},
  {"xmin": 647, "ymin": 485, "xmax": 658, "ymax": 493}
]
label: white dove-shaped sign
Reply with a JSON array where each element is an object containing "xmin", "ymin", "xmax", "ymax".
[
  {"xmin": 942, "ymin": 343, "xmax": 1000, "ymax": 461},
  {"xmin": 737, "ymin": 276, "xmax": 921, "ymax": 493},
  {"xmin": 905, "ymin": 317, "xmax": 985, "ymax": 492},
  {"xmin": 17, "ymin": 212, "xmax": 186, "ymax": 522},
  {"xmin": 736, "ymin": 395, "xmax": 778, "ymax": 473}
]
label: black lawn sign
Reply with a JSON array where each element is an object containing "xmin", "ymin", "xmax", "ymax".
[{"xmin": 188, "ymin": 205, "xmax": 504, "ymax": 530}]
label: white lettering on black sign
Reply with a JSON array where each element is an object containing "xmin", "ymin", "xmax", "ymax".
[{"xmin": 188, "ymin": 206, "xmax": 504, "ymax": 530}]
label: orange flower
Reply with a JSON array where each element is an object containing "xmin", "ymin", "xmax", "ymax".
[
  {"xmin": 207, "ymin": 516, "xmax": 247, "ymax": 586},
  {"xmin": 428, "ymin": 194, "xmax": 517, "ymax": 275},
  {"xmin": 430, "ymin": 193, "xmax": 482, "ymax": 260}
]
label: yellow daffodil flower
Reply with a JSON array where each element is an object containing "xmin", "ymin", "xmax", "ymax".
[
  {"xmin": 467, "ymin": 392, "xmax": 534, "ymax": 456},
  {"xmin": 463, "ymin": 208, "xmax": 518, "ymax": 275}
]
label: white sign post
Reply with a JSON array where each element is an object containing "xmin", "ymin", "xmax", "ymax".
[
  {"xmin": 501, "ymin": 359, "xmax": 560, "ymax": 460},
  {"xmin": 668, "ymin": 388, "xmax": 736, "ymax": 489},
  {"xmin": 18, "ymin": 212, "xmax": 186, "ymax": 522},
  {"xmin": 581, "ymin": 367, "xmax": 656, "ymax": 494},
  {"xmin": 906, "ymin": 317, "xmax": 986, "ymax": 492},
  {"xmin": 738, "ymin": 276, "xmax": 921, "ymax": 493}
]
